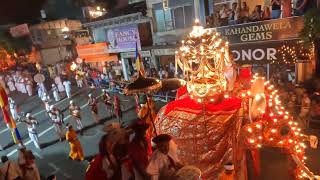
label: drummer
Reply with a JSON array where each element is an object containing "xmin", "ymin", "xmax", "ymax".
[
  {"xmin": 69, "ymin": 100, "xmax": 83, "ymax": 134},
  {"xmin": 102, "ymin": 89, "xmax": 112, "ymax": 115}
]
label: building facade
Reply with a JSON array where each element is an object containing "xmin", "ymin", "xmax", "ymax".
[{"xmin": 29, "ymin": 19, "xmax": 83, "ymax": 65}]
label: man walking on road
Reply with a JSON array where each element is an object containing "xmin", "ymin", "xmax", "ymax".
[
  {"xmin": 20, "ymin": 113, "xmax": 41, "ymax": 149},
  {"xmin": 48, "ymin": 105, "xmax": 64, "ymax": 141},
  {"xmin": 8, "ymin": 97, "xmax": 19, "ymax": 120},
  {"xmin": 63, "ymin": 80, "xmax": 72, "ymax": 98},
  {"xmin": 69, "ymin": 100, "xmax": 83, "ymax": 134},
  {"xmin": 88, "ymin": 93, "xmax": 99, "ymax": 124},
  {"xmin": 51, "ymin": 84, "xmax": 60, "ymax": 102}
]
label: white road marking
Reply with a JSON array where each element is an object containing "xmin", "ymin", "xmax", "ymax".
[
  {"xmin": 7, "ymin": 102, "xmax": 89, "ymax": 157},
  {"xmin": 48, "ymin": 162, "xmax": 72, "ymax": 179}
]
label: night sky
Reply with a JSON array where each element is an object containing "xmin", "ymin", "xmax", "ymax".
[{"xmin": 0, "ymin": 0, "xmax": 46, "ymax": 24}]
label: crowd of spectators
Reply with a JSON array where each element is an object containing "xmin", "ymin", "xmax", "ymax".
[{"xmin": 206, "ymin": 0, "xmax": 319, "ymax": 28}]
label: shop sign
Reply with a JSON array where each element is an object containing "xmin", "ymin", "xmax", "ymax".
[
  {"xmin": 215, "ymin": 16, "xmax": 303, "ymax": 44},
  {"xmin": 105, "ymin": 24, "xmax": 141, "ymax": 53},
  {"xmin": 153, "ymin": 48, "xmax": 176, "ymax": 56},
  {"xmin": 10, "ymin": 24, "xmax": 30, "ymax": 38},
  {"xmin": 120, "ymin": 51, "xmax": 151, "ymax": 58},
  {"xmin": 230, "ymin": 40, "xmax": 311, "ymax": 64},
  {"xmin": 76, "ymin": 42, "xmax": 117, "ymax": 62}
]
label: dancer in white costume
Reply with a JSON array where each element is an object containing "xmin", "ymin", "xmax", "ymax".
[
  {"xmin": 54, "ymin": 76, "xmax": 65, "ymax": 92},
  {"xmin": 26, "ymin": 78, "xmax": 33, "ymax": 96},
  {"xmin": 51, "ymin": 84, "xmax": 60, "ymax": 102},
  {"xmin": 63, "ymin": 80, "xmax": 72, "ymax": 98},
  {"xmin": 8, "ymin": 97, "xmax": 19, "ymax": 120},
  {"xmin": 6, "ymin": 75, "xmax": 16, "ymax": 92},
  {"xmin": 21, "ymin": 113, "xmax": 41, "ymax": 149}
]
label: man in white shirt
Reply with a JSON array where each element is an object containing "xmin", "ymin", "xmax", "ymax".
[{"xmin": 146, "ymin": 134, "xmax": 182, "ymax": 180}]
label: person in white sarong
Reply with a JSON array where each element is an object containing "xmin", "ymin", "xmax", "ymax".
[
  {"xmin": 75, "ymin": 74, "xmax": 83, "ymax": 88},
  {"xmin": 41, "ymin": 92, "xmax": 50, "ymax": 112},
  {"xmin": 37, "ymin": 86, "xmax": 43, "ymax": 98},
  {"xmin": 54, "ymin": 76, "xmax": 65, "ymax": 92},
  {"xmin": 13, "ymin": 73, "xmax": 19, "ymax": 91},
  {"xmin": 51, "ymin": 84, "xmax": 60, "ymax": 102},
  {"xmin": 37, "ymin": 82, "xmax": 47, "ymax": 94},
  {"xmin": 8, "ymin": 97, "xmax": 19, "ymax": 120},
  {"xmin": 6, "ymin": 75, "xmax": 16, "ymax": 92},
  {"xmin": 26, "ymin": 78, "xmax": 33, "ymax": 96},
  {"xmin": 63, "ymin": 80, "xmax": 72, "ymax": 98},
  {"xmin": 20, "ymin": 78, "xmax": 27, "ymax": 94}
]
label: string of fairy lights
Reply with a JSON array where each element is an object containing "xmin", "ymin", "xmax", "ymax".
[
  {"xmin": 241, "ymin": 74, "xmax": 316, "ymax": 179},
  {"xmin": 271, "ymin": 42, "xmax": 314, "ymax": 65}
]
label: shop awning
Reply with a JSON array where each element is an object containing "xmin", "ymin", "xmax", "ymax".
[{"xmin": 76, "ymin": 43, "xmax": 118, "ymax": 62}]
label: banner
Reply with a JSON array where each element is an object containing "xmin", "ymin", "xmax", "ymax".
[
  {"xmin": 230, "ymin": 40, "xmax": 311, "ymax": 64},
  {"xmin": 215, "ymin": 16, "xmax": 304, "ymax": 44},
  {"xmin": 105, "ymin": 24, "xmax": 141, "ymax": 53},
  {"xmin": 10, "ymin": 24, "xmax": 30, "ymax": 38},
  {"xmin": 76, "ymin": 43, "xmax": 118, "ymax": 62}
]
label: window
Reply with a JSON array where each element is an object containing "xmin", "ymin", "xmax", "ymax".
[{"xmin": 153, "ymin": 3, "xmax": 194, "ymax": 32}]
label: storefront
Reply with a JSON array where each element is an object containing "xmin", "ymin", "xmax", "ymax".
[
  {"xmin": 120, "ymin": 50, "xmax": 152, "ymax": 80},
  {"xmin": 76, "ymin": 42, "xmax": 118, "ymax": 71},
  {"xmin": 214, "ymin": 16, "xmax": 313, "ymax": 83},
  {"xmin": 83, "ymin": 13, "xmax": 153, "ymax": 80}
]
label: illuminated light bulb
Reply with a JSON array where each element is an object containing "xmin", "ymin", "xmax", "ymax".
[
  {"xmin": 294, "ymin": 132, "xmax": 299, "ymax": 136},
  {"xmin": 247, "ymin": 127, "xmax": 253, "ymax": 133},
  {"xmin": 297, "ymin": 128, "xmax": 301, "ymax": 132},
  {"xmin": 296, "ymin": 149, "xmax": 302, "ymax": 153},
  {"xmin": 255, "ymin": 124, "xmax": 261, "ymax": 129},
  {"xmin": 241, "ymin": 93, "xmax": 246, "ymax": 97},
  {"xmin": 289, "ymin": 139, "xmax": 293, "ymax": 143},
  {"xmin": 197, "ymin": 99, "xmax": 202, "ymax": 103},
  {"xmin": 271, "ymin": 129, "xmax": 277, "ymax": 133},
  {"xmin": 270, "ymin": 113, "xmax": 274, "ymax": 117},
  {"xmin": 257, "ymin": 144, "xmax": 262, "ymax": 148},
  {"xmin": 284, "ymin": 115, "xmax": 289, "ymax": 119},
  {"xmin": 249, "ymin": 139, "xmax": 255, "ymax": 143},
  {"xmin": 210, "ymin": 99, "xmax": 214, "ymax": 102},
  {"xmin": 278, "ymin": 111, "xmax": 284, "ymax": 115},
  {"xmin": 258, "ymin": 136, "xmax": 262, "ymax": 140},
  {"xmin": 279, "ymin": 141, "xmax": 283, "ymax": 144},
  {"xmin": 224, "ymin": 94, "xmax": 229, "ymax": 98},
  {"xmin": 247, "ymin": 91, "xmax": 251, "ymax": 95},
  {"xmin": 303, "ymin": 156, "xmax": 307, "ymax": 160},
  {"xmin": 268, "ymin": 102, "xmax": 273, "ymax": 107},
  {"xmin": 269, "ymin": 138, "xmax": 274, "ymax": 141},
  {"xmin": 255, "ymin": 94, "xmax": 262, "ymax": 101},
  {"xmin": 273, "ymin": 119, "xmax": 278, "ymax": 123},
  {"xmin": 288, "ymin": 121, "xmax": 293, "ymax": 125},
  {"xmin": 285, "ymin": 111, "xmax": 289, "ymax": 115},
  {"xmin": 294, "ymin": 122, "xmax": 298, "ymax": 126}
]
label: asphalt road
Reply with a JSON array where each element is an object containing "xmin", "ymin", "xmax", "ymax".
[
  {"xmin": 0, "ymin": 87, "xmax": 139, "ymax": 180},
  {"xmin": 1, "ymin": 87, "xmax": 320, "ymax": 180}
]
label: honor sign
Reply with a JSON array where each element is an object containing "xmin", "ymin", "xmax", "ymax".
[
  {"xmin": 229, "ymin": 40, "xmax": 309, "ymax": 64},
  {"xmin": 212, "ymin": 16, "xmax": 306, "ymax": 64}
]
